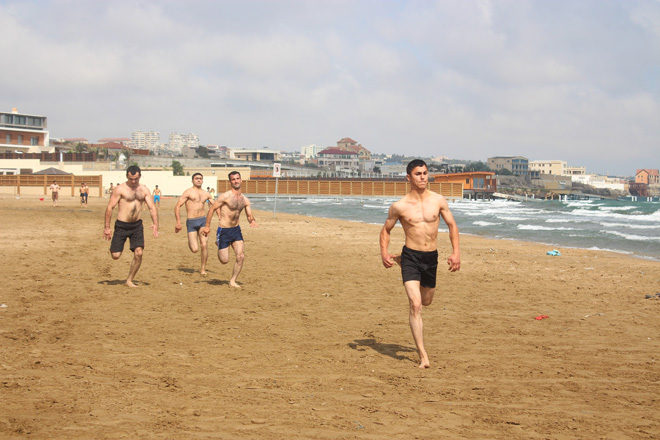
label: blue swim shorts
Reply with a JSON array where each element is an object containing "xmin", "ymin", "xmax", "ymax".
[
  {"xmin": 186, "ymin": 216, "xmax": 206, "ymax": 233},
  {"xmin": 154, "ymin": 195, "xmax": 161, "ymax": 202},
  {"xmin": 216, "ymin": 225, "xmax": 244, "ymax": 249}
]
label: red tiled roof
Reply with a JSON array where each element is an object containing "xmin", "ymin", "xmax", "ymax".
[
  {"xmin": 98, "ymin": 141, "xmax": 130, "ymax": 150},
  {"xmin": 338, "ymin": 137, "xmax": 357, "ymax": 144},
  {"xmin": 637, "ymin": 169, "xmax": 659, "ymax": 176},
  {"xmin": 319, "ymin": 147, "xmax": 358, "ymax": 155}
]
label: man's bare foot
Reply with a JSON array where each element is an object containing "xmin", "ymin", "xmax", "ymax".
[
  {"xmin": 418, "ymin": 357, "xmax": 430, "ymax": 369},
  {"xmin": 200, "ymin": 269, "xmax": 207, "ymax": 276},
  {"xmin": 125, "ymin": 280, "xmax": 137, "ymax": 288},
  {"xmin": 229, "ymin": 281, "xmax": 241, "ymax": 288},
  {"xmin": 393, "ymin": 255, "xmax": 401, "ymax": 266}
]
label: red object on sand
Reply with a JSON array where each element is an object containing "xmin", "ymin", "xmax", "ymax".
[
  {"xmin": 535, "ymin": 315, "xmax": 549, "ymax": 320},
  {"xmin": 39, "ymin": 198, "xmax": 44, "ymax": 201}
]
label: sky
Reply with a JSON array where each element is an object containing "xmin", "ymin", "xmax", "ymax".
[{"xmin": 2, "ymin": 0, "xmax": 659, "ymax": 176}]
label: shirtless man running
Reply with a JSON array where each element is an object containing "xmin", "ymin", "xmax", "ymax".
[
  {"xmin": 49, "ymin": 181, "xmax": 60, "ymax": 206},
  {"xmin": 103, "ymin": 165, "xmax": 159, "ymax": 287},
  {"xmin": 201, "ymin": 171, "xmax": 258, "ymax": 288},
  {"xmin": 380, "ymin": 159, "xmax": 460, "ymax": 369},
  {"xmin": 153, "ymin": 185, "xmax": 162, "ymax": 208},
  {"xmin": 174, "ymin": 173, "xmax": 212, "ymax": 275}
]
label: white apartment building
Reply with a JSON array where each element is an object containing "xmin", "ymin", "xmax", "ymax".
[
  {"xmin": 132, "ymin": 130, "xmax": 161, "ymax": 150},
  {"xmin": 529, "ymin": 160, "xmax": 567, "ymax": 176},
  {"xmin": 168, "ymin": 132, "xmax": 200, "ymax": 152},
  {"xmin": 301, "ymin": 144, "xmax": 323, "ymax": 159},
  {"xmin": 565, "ymin": 166, "xmax": 586, "ymax": 176}
]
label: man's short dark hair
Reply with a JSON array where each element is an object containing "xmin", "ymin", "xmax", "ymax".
[
  {"xmin": 192, "ymin": 172, "xmax": 203, "ymax": 180},
  {"xmin": 407, "ymin": 159, "xmax": 428, "ymax": 175},
  {"xmin": 126, "ymin": 165, "xmax": 141, "ymax": 176},
  {"xmin": 228, "ymin": 171, "xmax": 241, "ymax": 180}
]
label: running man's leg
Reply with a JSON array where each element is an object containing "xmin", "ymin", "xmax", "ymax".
[
  {"xmin": 403, "ymin": 280, "xmax": 435, "ymax": 369},
  {"xmin": 187, "ymin": 231, "xmax": 200, "ymax": 253},
  {"xmin": 125, "ymin": 247, "xmax": 143, "ymax": 288},
  {"xmin": 228, "ymin": 240, "xmax": 245, "ymax": 288},
  {"xmin": 189, "ymin": 229, "xmax": 209, "ymax": 275}
]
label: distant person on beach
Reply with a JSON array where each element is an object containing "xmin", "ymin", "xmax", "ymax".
[
  {"xmin": 201, "ymin": 171, "xmax": 258, "ymax": 288},
  {"xmin": 153, "ymin": 185, "xmax": 162, "ymax": 208},
  {"xmin": 103, "ymin": 165, "xmax": 159, "ymax": 287},
  {"xmin": 80, "ymin": 182, "xmax": 89, "ymax": 207},
  {"xmin": 175, "ymin": 173, "xmax": 212, "ymax": 275},
  {"xmin": 107, "ymin": 183, "xmax": 114, "ymax": 197},
  {"xmin": 49, "ymin": 181, "xmax": 60, "ymax": 206},
  {"xmin": 380, "ymin": 159, "xmax": 460, "ymax": 369}
]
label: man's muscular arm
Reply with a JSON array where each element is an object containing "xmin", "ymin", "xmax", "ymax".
[
  {"xmin": 244, "ymin": 197, "xmax": 258, "ymax": 227},
  {"xmin": 201, "ymin": 197, "xmax": 222, "ymax": 236},
  {"xmin": 174, "ymin": 190, "xmax": 190, "ymax": 233},
  {"xmin": 103, "ymin": 187, "xmax": 121, "ymax": 240},
  {"xmin": 143, "ymin": 186, "xmax": 159, "ymax": 238},
  {"xmin": 439, "ymin": 197, "xmax": 460, "ymax": 272},
  {"xmin": 380, "ymin": 203, "xmax": 400, "ymax": 268}
]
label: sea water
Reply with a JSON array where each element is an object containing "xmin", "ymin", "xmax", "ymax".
[{"xmin": 254, "ymin": 196, "xmax": 660, "ymax": 261}]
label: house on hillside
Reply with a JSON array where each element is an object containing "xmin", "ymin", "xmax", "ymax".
[
  {"xmin": 317, "ymin": 147, "xmax": 359, "ymax": 174},
  {"xmin": 337, "ymin": 137, "xmax": 371, "ymax": 161},
  {"xmin": 636, "ymin": 169, "xmax": 659, "ymax": 185}
]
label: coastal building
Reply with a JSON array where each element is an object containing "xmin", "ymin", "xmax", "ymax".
[
  {"xmin": 132, "ymin": 130, "xmax": 160, "ymax": 150},
  {"xmin": 431, "ymin": 171, "xmax": 496, "ymax": 199},
  {"xmin": 529, "ymin": 160, "xmax": 567, "ymax": 176},
  {"xmin": 301, "ymin": 144, "xmax": 323, "ymax": 160},
  {"xmin": 337, "ymin": 137, "xmax": 371, "ymax": 160},
  {"xmin": 0, "ymin": 108, "xmax": 50, "ymax": 154},
  {"xmin": 565, "ymin": 166, "xmax": 586, "ymax": 176},
  {"xmin": 487, "ymin": 156, "xmax": 530, "ymax": 176},
  {"xmin": 229, "ymin": 148, "xmax": 280, "ymax": 162},
  {"xmin": 317, "ymin": 147, "xmax": 359, "ymax": 174},
  {"xmin": 636, "ymin": 169, "xmax": 659, "ymax": 185},
  {"xmin": 572, "ymin": 174, "xmax": 626, "ymax": 192}
]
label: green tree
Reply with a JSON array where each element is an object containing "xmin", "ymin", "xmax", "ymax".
[
  {"xmin": 464, "ymin": 161, "xmax": 492, "ymax": 172},
  {"xmin": 495, "ymin": 168, "xmax": 514, "ymax": 175},
  {"xmin": 72, "ymin": 142, "xmax": 87, "ymax": 153},
  {"xmin": 171, "ymin": 160, "xmax": 185, "ymax": 176},
  {"xmin": 196, "ymin": 146, "xmax": 210, "ymax": 158}
]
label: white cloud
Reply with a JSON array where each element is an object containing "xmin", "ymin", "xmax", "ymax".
[{"xmin": 0, "ymin": 0, "xmax": 658, "ymax": 174}]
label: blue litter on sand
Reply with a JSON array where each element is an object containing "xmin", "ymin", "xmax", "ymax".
[{"xmin": 546, "ymin": 250, "xmax": 561, "ymax": 256}]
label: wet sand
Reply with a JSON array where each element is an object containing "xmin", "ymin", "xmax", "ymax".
[{"xmin": 1, "ymin": 195, "xmax": 659, "ymax": 439}]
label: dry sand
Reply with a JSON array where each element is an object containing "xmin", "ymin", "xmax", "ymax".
[{"xmin": 1, "ymin": 195, "xmax": 659, "ymax": 439}]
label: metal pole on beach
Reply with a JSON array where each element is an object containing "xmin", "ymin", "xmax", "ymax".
[{"xmin": 273, "ymin": 162, "xmax": 281, "ymax": 218}]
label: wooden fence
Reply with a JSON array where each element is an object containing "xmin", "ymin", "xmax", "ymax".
[
  {"xmin": 218, "ymin": 179, "xmax": 463, "ymax": 198},
  {"xmin": 0, "ymin": 174, "xmax": 103, "ymax": 197}
]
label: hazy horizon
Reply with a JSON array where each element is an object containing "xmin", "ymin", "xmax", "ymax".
[{"xmin": 2, "ymin": 0, "xmax": 659, "ymax": 176}]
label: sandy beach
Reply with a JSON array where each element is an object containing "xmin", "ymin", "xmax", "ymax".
[{"xmin": 1, "ymin": 195, "xmax": 659, "ymax": 439}]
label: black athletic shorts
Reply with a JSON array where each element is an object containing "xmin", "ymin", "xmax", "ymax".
[
  {"xmin": 400, "ymin": 245, "xmax": 438, "ymax": 288},
  {"xmin": 110, "ymin": 219, "xmax": 144, "ymax": 253}
]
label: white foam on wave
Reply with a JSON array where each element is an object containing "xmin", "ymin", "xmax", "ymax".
[
  {"xmin": 600, "ymin": 230, "xmax": 660, "ymax": 241},
  {"xmin": 600, "ymin": 222, "xmax": 660, "ymax": 229},
  {"xmin": 497, "ymin": 216, "xmax": 529, "ymax": 221},
  {"xmin": 598, "ymin": 206, "xmax": 636, "ymax": 212},
  {"xmin": 570, "ymin": 208, "xmax": 660, "ymax": 222},
  {"xmin": 517, "ymin": 224, "xmax": 577, "ymax": 231},
  {"xmin": 473, "ymin": 221, "xmax": 502, "ymax": 226}
]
